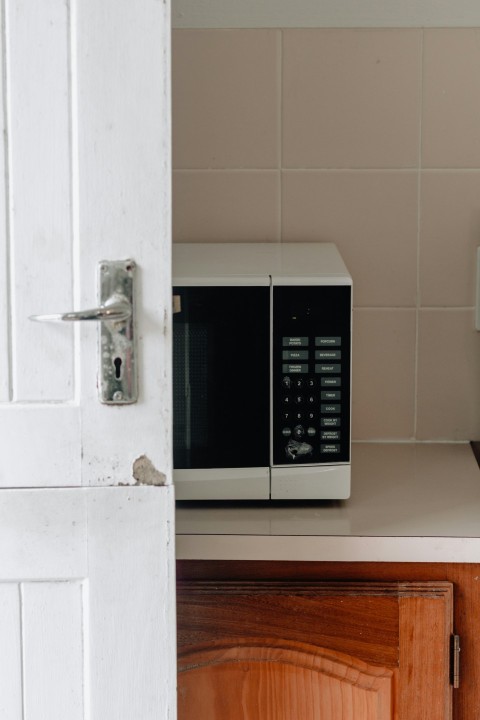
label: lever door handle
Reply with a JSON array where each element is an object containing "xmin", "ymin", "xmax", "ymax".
[
  {"xmin": 29, "ymin": 259, "xmax": 137, "ymax": 404},
  {"xmin": 29, "ymin": 296, "xmax": 131, "ymax": 323}
]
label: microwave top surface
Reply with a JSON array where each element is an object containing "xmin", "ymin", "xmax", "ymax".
[{"xmin": 172, "ymin": 242, "xmax": 352, "ymax": 286}]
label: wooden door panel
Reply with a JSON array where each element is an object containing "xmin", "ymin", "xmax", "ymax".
[
  {"xmin": 20, "ymin": 582, "xmax": 84, "ymax": 719},
  {"xmin": 0, "ymin": 486, "xmax": 176, "ymax": 720},
  {"xmin": 178, "ymin": 583, "xmax": 399, "ymax": 666},
  {"xmin": 177, "ymin": 580, "xmax": 453, "ymax": 720},
  {"xmin": 399, "ymin": 594, "xmax": 452, "ymax": 718},
  {"xmin": 178, "ymin": 560, "xmax": 480, "ymax": 720},
  {"xmin": 0, "ymin": 0, "xmax": 171, "ymax": 489},
  {"xmin": 179, "ymin": 642, "xmax": 396, "ymax": 720}
]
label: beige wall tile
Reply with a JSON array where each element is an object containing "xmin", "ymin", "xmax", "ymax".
[
  {"xmin": 420, "ymin": 171, "xmax": 480, "ymax": 307},
  {"xmin": 282, "ymin": 170, "xmax": 418, "ymax": 307},
  {"xmin": 423, "ymin": 29, "xmax": 480, "ymax": 168},
  {"xmin": 172, "ymin": 29, "xmax": 279, "ymax": 169},
  {"xmin": 173, "ymin": 170, "xmax": 280, "ymax": 242},
  {"xmin": 352, "ymin": 309, "xmax": 416, "ymax": 439},
  {"xmin": 171, "ymin": 28, "xmax": 480, "ymax": 442},
  {"xmin": 283, "ymin": 29, "xmax": 421, "ymax": 169},
  {"xmin": 417, "ymin": 310, "xmax": 480, "ymax": 439}
]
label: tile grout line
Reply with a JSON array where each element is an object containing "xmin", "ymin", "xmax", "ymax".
[
  {"xmin": 413, "ymin": 29, "xmax": 425, "ymax": 440},
  {"xmin": 278, "ymin": 29, "xmax": 283, "ymax": 243}
]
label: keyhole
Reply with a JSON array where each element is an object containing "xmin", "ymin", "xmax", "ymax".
[{"xmin": 114, "ymin": 357, "xmax": 122, "ymax": 379}]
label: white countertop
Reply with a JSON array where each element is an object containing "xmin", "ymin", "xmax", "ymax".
[{"xmin": 176, "ymin": 443, "xmax": 480, "ymax": 563}]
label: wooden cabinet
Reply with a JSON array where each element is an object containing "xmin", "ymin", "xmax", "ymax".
[{"xmin": 177, "ymin": 562, "xmax": 470, "ymax": 719}]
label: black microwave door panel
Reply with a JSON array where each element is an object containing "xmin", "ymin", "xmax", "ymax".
[
  {"xmin": 272, "ymin": 285, "xmax": 351, "ymax": 467},
  {"xmin": 173, "ymin": 286, "xmax": 270, "ymax": 469}
]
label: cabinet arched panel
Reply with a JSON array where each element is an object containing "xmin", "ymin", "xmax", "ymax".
[
  {"xmin": 179, "ymin": 641, "xmax": 396, "ymax": 720},
  {"xmin": 177, "ymin": 579, "xmax": 453, "ymax": 719}
]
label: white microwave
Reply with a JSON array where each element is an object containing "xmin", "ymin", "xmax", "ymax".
[{"xmin": 172, "ymin": 242, "xmax": 352, "ymax": 501}]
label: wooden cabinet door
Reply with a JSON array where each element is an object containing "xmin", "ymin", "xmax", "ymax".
[{"xmin": 177, "ymin": 580, "xmax": 453, "ymax": 720}]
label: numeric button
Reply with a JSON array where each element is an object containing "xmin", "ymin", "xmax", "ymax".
[{"xmin": 293, "ymin": 425, "xmax": 305, "ymax": 440}]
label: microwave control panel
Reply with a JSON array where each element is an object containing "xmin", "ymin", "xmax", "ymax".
[{"xmin": 272, "ymin": 285, "xmax": 351, "ymax": 466}]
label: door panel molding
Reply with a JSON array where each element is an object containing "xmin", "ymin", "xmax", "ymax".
[{"xmin": 178, "ymin": 579, "xmax": 453, "ymax": 719}]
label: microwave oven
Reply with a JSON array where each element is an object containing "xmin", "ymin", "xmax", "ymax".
[{"xmin": 172, "ymin": 242, "xmax": 352, "ymax": 501}]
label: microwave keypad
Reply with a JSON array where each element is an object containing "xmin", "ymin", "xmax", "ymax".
[
  {"xmin": 273, "ymin": 286, "xmax": 351, "ymax": 466},
  {"xmin": 280, "ymin": 340, "xmax": 342, "ymax": 459}
]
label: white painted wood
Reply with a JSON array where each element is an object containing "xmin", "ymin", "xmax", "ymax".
[
  {"xmin": 0, "ymin": 406, "xmax": 81, "ymax": 487},
  {"xmin": 0, "ymin": 0, "xmax": 175, "ymax": 718},
  {"xmin": 0, "ymin": 0, "xmax": 9, "ymax": 403},
  {"xmin": 0, "ymin": 486, "xmax": 176, "ymax": 720},
  {"xmin": 75, "ymin": 0, "xmax": 172, "ymax": 486},
  {"xmin": 0, "ymin": 489, "xmax": 86, "ymax": 580},
  {"xmin": 87, "ymin": 486, "xmax": 176, "ymax": 719},
  {"xmin": 6, "ymin": 0, "xmax": 74, "ymax": 402},
  {"xmin": 0, "ymin": 0, "xmax": 172, "ymax": 488},
  {"xmin": 0, "ymin": 584, "xmax": 22, "ymax": 719},
  {"xmin": 172, "ymin": 0, "xmax": 480, "ymax": 28},
  {"xmin": 23, "ymin": 582, "xmax": 84, "ymax": 720}
]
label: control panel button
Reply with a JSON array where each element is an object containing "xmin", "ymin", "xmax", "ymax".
[
  {"xmin": 283, "ymin": 336, "xmax": 308, "ymax": 347},
  {"xmin": 321, "ymin": 430, "xmax": 341, "ymax": 440},
  {"xmin": 282, "ymin": 395, "xmax": 292, "ymax": 405},
  {"xmin": 283, "ymin": 350, "xmax": 309, "ymax": 360},
  {"xmin": 315, "ymin": 336, "xmax": 341, "ymax": 346},
  {"xmin": 315, "ymin": 349, "xmax": 342, "ymax": 360},
  {"xmin": 320, "ymin": 444, "xmax": 341, "ymax": 454},
  {"xmin": 283, "ymin": 363, "xmax": 308, "ymax": 374},
  {"xmin": 315, "ymin": 364, "xmax": 341, "ymax": 374},
  {"xmin": 321, "ymin": 377, "xmax": 341, "ymax": 387},
  {"xmin": 321, "ymin": 417, "xmax": 341, "ymax": 427},
  {"xmin": 282, "ymin": 376, "xmax": 292, "ymax": 389},
  {"xmin": 282, "ymin": 427, "xmax": 292, "ymax": 437},
  {"xmin": 293, "ymin": 424, "xmax": 305, "ymax": 439},
  {"xmin": 321, "ymin": 390, "xmax": 341, "ymax": 400},
  {"xmin": 294, "ymin": 395, "xmax": 303, "ymax": 404},
  {"xmin": 307, "ymin": 427, "xmax": 316, "ymax": 437},
  {"xmin": 285, "ymin": 438, "xmax": 313, "ymax": 461},
  {"xmin": 321, "ymin": 404, "xmax": 341, "ymax": 414},
  {"xmin": 293, "ymin": 378, "xmax": 304, "ymax": 389}
]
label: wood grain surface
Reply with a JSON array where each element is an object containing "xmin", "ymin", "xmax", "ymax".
[
  {"xmin": 178, "ymin": 572, "xmax": 453, "ymax": 719},
  {"xmin": 178, "ymin": 560, "xmax": 479, "ymax": 719}
]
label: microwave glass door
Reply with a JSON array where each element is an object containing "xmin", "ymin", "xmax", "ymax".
[{"xmin": 173, "ymin": 286, "xmax": 270, "ymax": 470}]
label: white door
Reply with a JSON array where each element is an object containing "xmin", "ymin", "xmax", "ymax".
[{"xmin": 0, "ymin": 0, "xmax": 175, "ymax": 717}]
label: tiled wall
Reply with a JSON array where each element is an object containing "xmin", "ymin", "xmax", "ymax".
[{"xmin": 172, "ymin": 28, "xmax": 480, "ymax": 442}]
